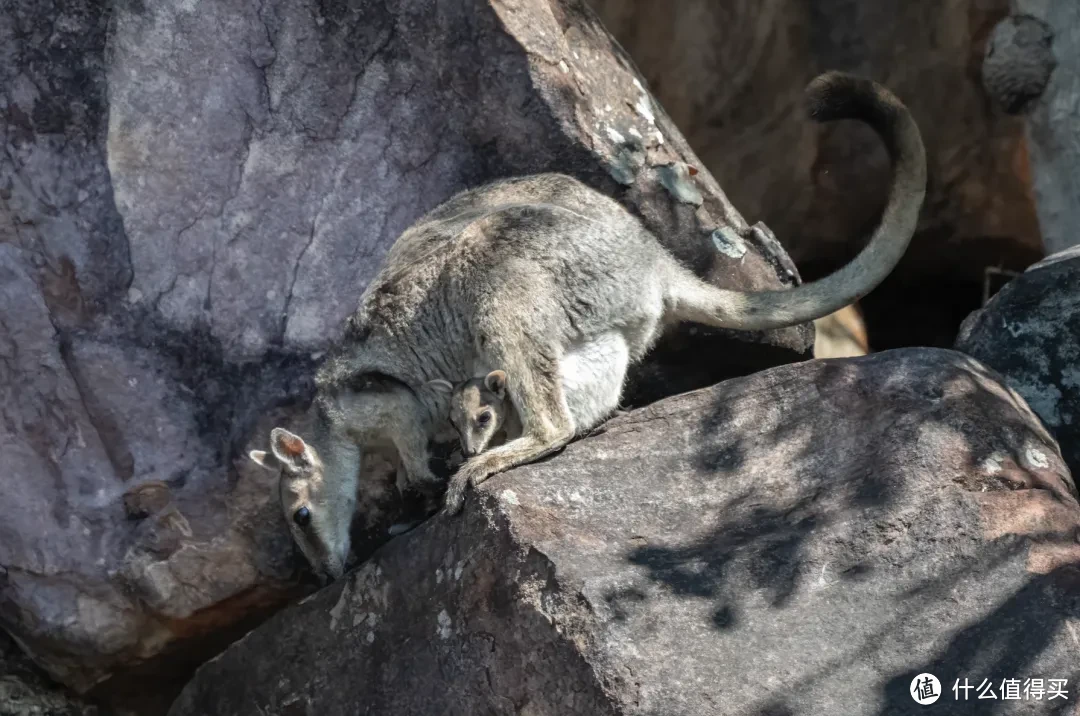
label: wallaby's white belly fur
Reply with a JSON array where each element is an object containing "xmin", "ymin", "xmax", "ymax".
[{"xmin": 559, "ymin": 331, "xmax": 629, "ymax": 433}]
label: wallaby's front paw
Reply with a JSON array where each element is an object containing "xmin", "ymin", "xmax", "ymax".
[
  {"xmin": 443, "ymin": 456, "xmax": 502, "ymax": 515},
  {"xmin": 443, "ymin": 475, "xmax": 468, "ymax": 515}
]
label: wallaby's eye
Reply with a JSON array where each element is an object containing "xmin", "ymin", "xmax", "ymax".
[
  {"xmin": 293, "ymin": 506, "xmax": 311, "ymax": 527},
  {"xmin": 477, "ymin": 411, "xmax": 492, "ymax": 426}
]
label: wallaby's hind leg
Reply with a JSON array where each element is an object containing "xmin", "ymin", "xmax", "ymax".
[
  {"xmin": 444, "ymin": 337, "xmax": 575, "ymax": 514},
  {"xmin": 559, "ymin": 331, "xmax": 630, "ymax": 431}
]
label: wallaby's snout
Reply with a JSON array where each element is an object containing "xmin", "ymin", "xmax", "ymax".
[
  {"xmin": 295, "ymin": 545, "xmax": 343, "ymax": 587},
  {"xmin": 321, "ymin": 546, "xmax": 349, "ymax": 584},
  {"xmin": 309, "ymin": 562, "xmax": 343, "ymax": 587}
]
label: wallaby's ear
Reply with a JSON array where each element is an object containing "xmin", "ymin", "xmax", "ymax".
[
  {"xmin": 485, "ymin": 370, "xmax": 507, "ymax": 398},
  {"xmin": 425, "ymin": 378, "xmax": 454, "ymax": 395},
  {"xmin": 248, "ymin": 449, "xmax": 280, "ymax": 472},
  {"xmin": 270, "ymin": 427, "xmax": 307, "ymax": 469}
]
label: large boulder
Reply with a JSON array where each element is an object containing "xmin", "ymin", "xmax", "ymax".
[
  {"xmin": 956, "ymin": 248, "xmax": 1080, "ymax": 481},
  {"xmin": 983, "ymin": 3, "xmax": 1080, "ymax": 257},
  {"xmin": 169, "ymin": 349, "xmax": 1080, "ymax": 716},
  {"xmin": 0, "ymin": 0, "xmax": 813, "ymax": 700},
  {"xmin": 591, "ymin": 0, "xmax": 1045, "ymax": 352},
  {"xmin": 590, "ymin": 0, "xmax": 1041, "ymax": 281}
]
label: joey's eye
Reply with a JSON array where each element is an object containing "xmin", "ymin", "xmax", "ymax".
[
  {"xmin": 477, "ymin": 411, "xmax": 491, "ymax": 426},
  {"xmin": 293, "ymin": 506, "xmax": 311, "ymax": 527}
]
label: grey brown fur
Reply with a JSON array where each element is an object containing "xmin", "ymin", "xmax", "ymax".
[{"xmin": 251, "ymin": 71, "xmax": 927, "ymax": 581}]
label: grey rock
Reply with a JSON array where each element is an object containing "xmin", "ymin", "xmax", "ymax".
[
  {"xmin": 0, "ymin": 632, "xmax": 98, "ymax": 716},
  {"xmin": 655, "ymin": 162, "xmax": 704, "ymax": 205},
  {"xmin": 105, "ymin": 0, "xmax": 809, "ymax": 363},
  {"xmin": 0, "ymin": 0, "xmax": 811, "ymax": 698},
  {"xmin": 591, "ymin": 0, "xmax": 1044, "ymax": 284},
  {"xmin": 956, "ymin": 251, "xmax": 1080, "ymax": 480},
  {"xmin": 168, "ymin": 348, "xmax": 1080, "ymax": 716},
  {"xmin": 1026, "ymin": 244, "xmax": 1080, "ymax": 272},
  {"xmin": 982, "ymin": 14, "xmax": 1057, "ymax": 114},
  {"xmin": 1007, "ymin": 0, "xmax": 1080, "ymax": 256}
]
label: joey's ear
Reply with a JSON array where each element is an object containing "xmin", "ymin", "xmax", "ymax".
[
  {"xmin": 269, "ymin": 427, "xmax": 307, "ymax": 468},
  {"xmin": 485, "ymin": 370, "xmax": 507, "ymax": 398},
  {"xmin": 425, "ymin": 378, "xmax": 455, "ymax": 395},
  {"xmin": 248, "ymin": 450, "xmax": 280, "ymax": 472}
]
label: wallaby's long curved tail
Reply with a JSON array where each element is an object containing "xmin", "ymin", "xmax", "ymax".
[{"xmin": 668, "ymin": 72, "xmax": 926, "ymax": 332}]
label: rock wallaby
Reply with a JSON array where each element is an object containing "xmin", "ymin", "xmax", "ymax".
[
  {"xmin": 250, "ymin": 71, "xmax": 926, "ymax": 581},
  {"xmin": 429, "ymin": 371, "xmax": 523, "ymax": 458}
]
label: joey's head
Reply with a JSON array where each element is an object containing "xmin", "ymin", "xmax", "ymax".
[
  {"xmin": 429, "ymin": 370, "xmax": 512, "ymax": 457},
  {"xmin": 249, "ymin": 426, "xmax": 359, "ymax": 583}
]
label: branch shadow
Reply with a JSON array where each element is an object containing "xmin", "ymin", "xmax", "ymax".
[{"xmin": 613, "ymin": 348, "xmax": 1080, "ymax": 715}]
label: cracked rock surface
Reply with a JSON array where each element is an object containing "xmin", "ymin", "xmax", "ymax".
[
  {"xmin": 168, "ymin": 348, "xmax": 1080, "ymax": 716},
  {"xmin": 956, "ymin": 250, "xmax": 1080, "ymax": 481},
  {"xmin": 0, "ymin": 0, "xmax": 811, "ymax": 703}
]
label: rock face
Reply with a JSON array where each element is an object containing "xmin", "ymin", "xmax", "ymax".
[
  {"xmin": 105, "ymin": 0, "xmax": 811, "ymax": 365},
  {"xmin": 0, "ymin": 632, "xmax": 98, "ymax": 716},
  {"xmin": 956, "ymin": 249, "xmax": 1080, "ymax": 481},
  {"xmin": 992, "ymin": 1, "xmax": 1080, "ymax": 256},
  {"xmin": 0, "ymin": 0, "xmax": 814, "ymax": 699},
  {"xmin": 982, "ymin": 14, "xmax": 1056, "ymax": 115},
  {"xmin": 591, "ymin": 0, "xmax": 1042, "ymax": 286},
  {"xmin": 169, "ymin": 349, "xmax": 1080, "ymax": 716}
]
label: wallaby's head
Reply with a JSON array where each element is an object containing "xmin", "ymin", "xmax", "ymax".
[
  {"xmin": 249, "ymin": 423, "xmax": 360, "ymax": 583},
  {"xmin": 428, "ymin": 370, "xmax": 511, "ymax": 457}
]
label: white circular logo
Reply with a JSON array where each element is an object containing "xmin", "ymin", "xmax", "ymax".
[{"xmin": 910, "ymin": 673, "xmax": 941, "ymax": 705}]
